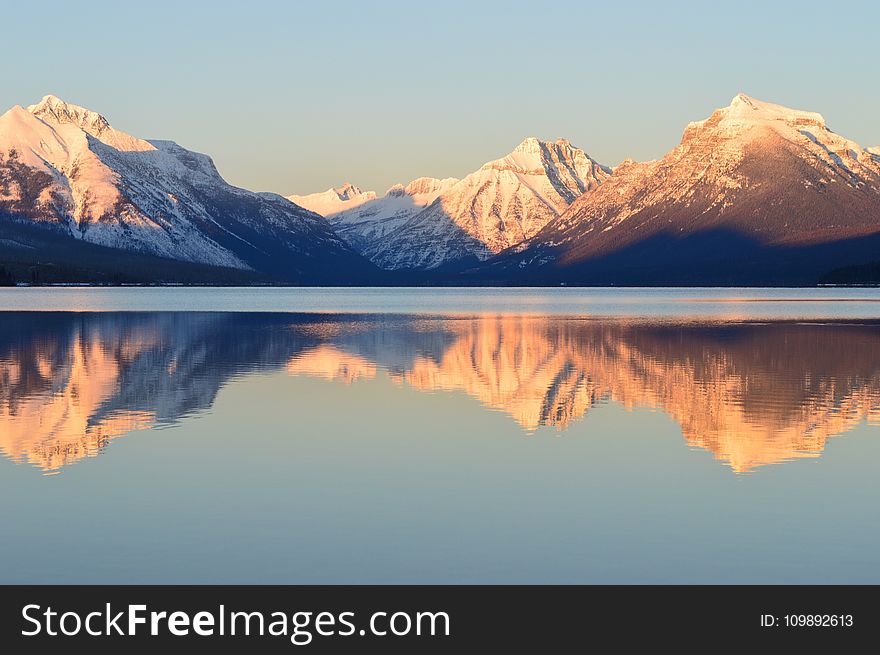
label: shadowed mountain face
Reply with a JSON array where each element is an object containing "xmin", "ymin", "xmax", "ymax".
[{"xmin": 1, "ymin": 313, "xmax": 878, "ymax": 473}]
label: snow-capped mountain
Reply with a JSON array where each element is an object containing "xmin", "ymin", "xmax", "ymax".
[
  {"xmin": 302, "ymin": 138, "xmax": 609, "ymax": 270},
  {"xmin": 288, "ymin": 182, "xmax": 377, "ymax": 217},
  {"xmin": 5, "ymin": 92, "xmax": 877, "ymax": 285},
  {"xmin": 324, "ymin": 176, "xmax": 459, "ymax": 253},
  {"xmin": 0, "ymin": 95, "xmax": 373, "ymax": 282},
  {"xmin": 489, "ymin": 94, "xmax": 880, "ymax": 285}
]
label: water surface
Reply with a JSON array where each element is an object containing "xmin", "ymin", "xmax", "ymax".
[
  {"xmin": 1, "ymin": 289, "xmax": 878, "ymax": 583},
  {"xmin": 3, "ymin": 286, "xmax": 880, "ymax": 318}
]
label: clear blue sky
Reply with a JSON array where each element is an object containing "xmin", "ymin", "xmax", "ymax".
[{"xmin": 4, "ymin": 0, "xmax": 878, "ymax": 195}]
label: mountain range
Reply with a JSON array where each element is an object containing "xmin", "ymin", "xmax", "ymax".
[
  {"xmin": 293, "ymin": 138, "xmax": 610, "ymax": 270},
  {"xmin": 483, "ymin": 94, "xmax": 880, "ymax": 285},
  {"xmin": 1, "ymin": 93, "xmax": 878, "ymax": 285}
]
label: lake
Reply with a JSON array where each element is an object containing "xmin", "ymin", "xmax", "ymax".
[{"xmin": 1, "ymin": 288, "xmax": 879, "ymax": 583}]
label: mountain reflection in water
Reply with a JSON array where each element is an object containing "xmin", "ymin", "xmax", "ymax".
[{"xmin": 1, "ymin": 313, "xmax": 878, "ymax": 473}]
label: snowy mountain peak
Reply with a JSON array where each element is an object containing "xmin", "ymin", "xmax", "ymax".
[
  {"xmin": 404, "ymin": 176, "xmax": 458, "ymax": 196},
  {"xmin": 482, "ymin": 137, "xmax": 607, "ymax": 181},
  {"xmin": 730, "ymin": 92, "xmax": 757, "ymax": 108},
  {"xmin": 288, "ymin": 182, "xmax": 377, "ymax": 217},
  {"xmin": 333, "ymin": 182, "xmax": 364, "ymax": 200},
  {"xmin": 724, "ymin": 92, "xmax": 826, "ymax": 127},
  {"xmin": 684, "ymin": 93, "xmax": 828, "ymax": 141},
  {"xmin": 26, "ymin": 94, "xmax": 155, "ymax": 152},
  {"xmin": 28, "ymin": 94, "xmax": 111, "ymax": 134},
  {"xmin": 383, "ymin": 177, "xmax": 458, "ymax": 198},
  {"xmin": 0, "ymin": 104, "xmax": 31, "ymax": 123},
  {"xmin": 324, "ymin": 138, "xmax": 610, "ymax": 270},
  {"xmin": 513, "ymin": 136, "xmax": 542, "ymax": 153}
]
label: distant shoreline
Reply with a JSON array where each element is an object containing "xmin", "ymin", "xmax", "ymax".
[{"xmin": 3, "ymin": 282, "xmax": 880, "ymax": 289}]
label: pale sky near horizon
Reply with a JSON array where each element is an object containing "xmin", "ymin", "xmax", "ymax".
[{"xmin": 4, "ymin": 0, "xmax": 878, "ymax": 196}]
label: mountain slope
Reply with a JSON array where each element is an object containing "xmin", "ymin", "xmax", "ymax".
[
  {"xmin": 487, "ymin": 94, "xmax": 880, "ymax": 285},
  {"xmin": 0, "ymin": 95, "xmax": 374, "ymax": 282},
  {"xmin": 324, "ymin": 176, "xmax": 459, "ymax": 253},
  {"xmin": 313, "ymin": 138, "xmax": 609, "ymax": 270}
]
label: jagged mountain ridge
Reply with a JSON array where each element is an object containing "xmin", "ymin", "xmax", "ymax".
[
  {"xmin": 2, "ymin": 92, "xmax": 878, "ymax": 284},
  {"xmin": 324, "ymin": 176, "xmax": 459, "ymax": 253},
  {"xmin": 487, "ymin": 94, "xmax": 880, "ymax": 285},
  {"xmin": 298, "ymin": 138, "xmax": 610, "ymax": 270},
  {"xmin": 0, "ymin": 95, "xmax": 374, "ymax": 282}
]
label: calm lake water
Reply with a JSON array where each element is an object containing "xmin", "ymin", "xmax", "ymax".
[{"xmin": 1, "ymin": 288, "xmax": 879, "ymax": 583}]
